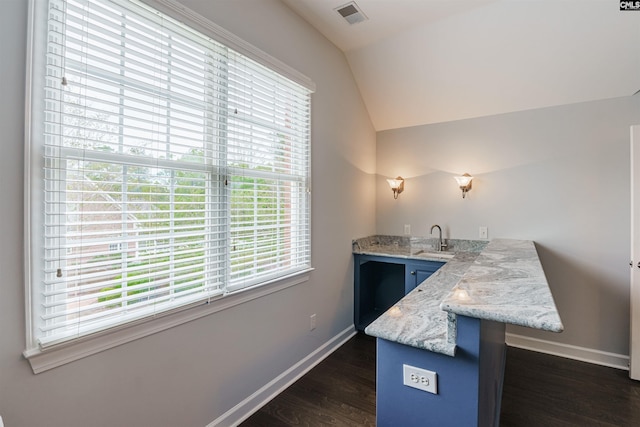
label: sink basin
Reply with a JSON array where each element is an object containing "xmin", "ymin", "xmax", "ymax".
[{"xmin": 411, "ymin": 250, "xmax": 455, "ymax": 260}]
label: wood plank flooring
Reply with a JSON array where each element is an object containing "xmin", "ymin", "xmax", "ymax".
[
  {"xmin": 500, "ymin": 345, "xmax": 640, "ymax": 426},
  {"xmin": 240, "ymin": 333, "xmax": 640, "ymax": 426},
  {"xmin": 240, "ymin": 333, "xmax": 376, "ymax": 426}
]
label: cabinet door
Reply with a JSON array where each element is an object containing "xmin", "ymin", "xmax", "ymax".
[
  {"xmin": 631, "ymin": 125, "xmax": 640, "ymax": 379},
  {"xmin": 405, "ymin": 261, "xmax": 445, "ymax": 294}
]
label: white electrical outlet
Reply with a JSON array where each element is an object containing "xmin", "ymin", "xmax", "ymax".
[
  {"xmin": 479, "ymin": 226, "xmax": 488, "ymax": 239},
  {"xmin": 309, "ymin": 313, "xmax": 317, "ymax": 331},
  {"xmin": 404, "ymin": 224, "xmax": 411, "ymax": 235},
  {"xmin": 403, "ymin": 364, "xmax": 437, "ymax": 394}
]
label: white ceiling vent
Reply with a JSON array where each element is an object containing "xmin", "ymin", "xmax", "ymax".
[{"xmin": 335, "ymin": 2, "xmax": 368, "ymax": 25}]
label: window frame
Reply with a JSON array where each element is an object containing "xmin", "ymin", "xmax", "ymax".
[{"xmin": 23, "ymin": 0, "xmax": 315, "ymax": 373}]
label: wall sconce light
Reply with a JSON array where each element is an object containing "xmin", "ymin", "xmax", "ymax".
[
  {"xmin": 386, "ymin": 176, "xmax": 404, "ymax": 199},
  {"xmin": 454, "ymin": 173, "xmax": 473, "ymax": 198}
]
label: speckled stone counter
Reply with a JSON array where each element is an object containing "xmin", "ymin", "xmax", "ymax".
[
  {"xmin": 440, "ymin": 239, "xmax": 563, "ymax": 332},
  {"xmin": 352, "ymin": 234, "xmax": 488, "ymax": 259},
  {"xmin": 357, "ymin": 236, "xmax": 563, "ymax": 356}
]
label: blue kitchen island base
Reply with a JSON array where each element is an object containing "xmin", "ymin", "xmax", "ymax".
[{"xmin": 376, "ymin": 315, "xmax": 506, "ymax": 427}]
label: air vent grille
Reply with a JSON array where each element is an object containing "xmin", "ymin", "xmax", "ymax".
[{"xmin": 335, "ymin": 1, "xmax": 368, "ymax": 25}]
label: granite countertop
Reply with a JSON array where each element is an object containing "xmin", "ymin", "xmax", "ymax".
[
  {"xmin": 357, "ymin": 236, "xmax": 563, "ymax": 357},
  {"xmin": 352, "ymin": 234, "xmax": 488, "ymax": 262}
]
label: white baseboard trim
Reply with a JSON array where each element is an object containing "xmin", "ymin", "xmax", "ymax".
[
  {"xmin": 208, "ymin": 326, "xmax": 357, "ymax": 427},
  {"xmin": 506, "ymin": 333, "xmax": 629, "ymax": 371}
]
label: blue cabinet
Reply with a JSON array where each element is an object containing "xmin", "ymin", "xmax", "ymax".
[
  {"xmin": 406, "ymin": 260, "xmax": 443, "ymax": 293},
  {"xmin": 376, "ymin": 316, "xmax": 506, "ymax": 427},
  {"xmin": 354, "ymin": 254, "xmax": 444, "ymax": 331}
]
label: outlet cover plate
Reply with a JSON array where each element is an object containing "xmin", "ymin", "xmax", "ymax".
[
  {"xmin": 310, "ymin": 313, "xmax": 316, "ymax": 331},
  {"xmin": 403, "ymin": 364, "xmax": 437, "ymax": 394}
]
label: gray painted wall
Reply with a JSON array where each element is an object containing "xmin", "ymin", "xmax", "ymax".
[
  {"xmin": 4, "ymin": 0, "xmax": 635, "ymax": 424},
  {"xmin": 0, "ymin": 0, "xmax": 376, "ymax": 425},
  {"xmin": 376, "ymin": 95, "xmax": 640, "ymax": 357}
]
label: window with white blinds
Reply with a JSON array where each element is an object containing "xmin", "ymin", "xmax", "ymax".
[{"xmin": 27, "ymin": 0, "xmax": 312, "ymax": 347}]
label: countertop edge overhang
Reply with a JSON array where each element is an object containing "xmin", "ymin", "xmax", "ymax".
[{"xmin": 359, "ymin": 237, "xmax": 564, "ymax": 356}]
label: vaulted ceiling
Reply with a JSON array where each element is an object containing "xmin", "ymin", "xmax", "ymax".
[{"xmin": 281, "ymin": 0, "xmax": 640, "ymax": 131}]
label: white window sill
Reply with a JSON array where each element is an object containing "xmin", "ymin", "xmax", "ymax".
[{"xmin": 23, "ymin": 269, "xmax": 312, "ymax": 374}]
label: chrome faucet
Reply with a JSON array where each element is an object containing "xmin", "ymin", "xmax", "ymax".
[{"xmin": 430, "ymin": 224, "xmax": 447, "ymax": 252}]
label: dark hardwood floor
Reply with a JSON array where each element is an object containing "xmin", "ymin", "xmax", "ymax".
[
  {"xmin": 240, "ymin": 333, "xmax": 376, "ymax": 426},
  {"xmin": 240, "ymin": 333, "xmax": 640, "ymax": 426},
  {"xmin": 500, "ymin": 345, "xmax": 640, "ymax": 426}
]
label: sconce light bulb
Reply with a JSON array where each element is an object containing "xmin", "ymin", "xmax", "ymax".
[
  {"xmin": 454, "ymin": 173, "xmax": 473, "ymax": 199},
  {"xmin": 387, "ymin": 176, "xmax": 405, "ymax": 199}
]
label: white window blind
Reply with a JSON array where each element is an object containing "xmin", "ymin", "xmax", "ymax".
[
  {"xmin": 226, "ymin": 53, "xmax": 311, "ymax": 292},
  {"xmin": 28, "ymin": 0, "xmax": 312, "ymax": 348}
]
